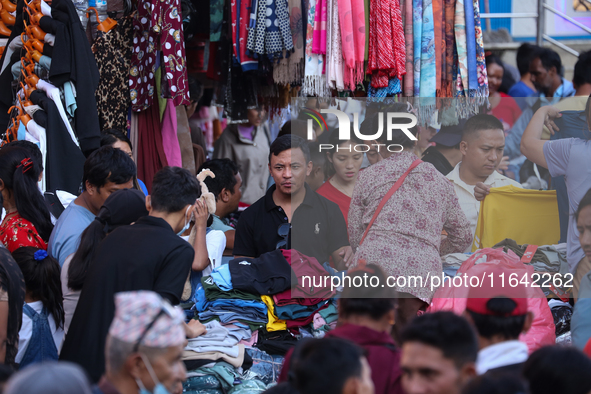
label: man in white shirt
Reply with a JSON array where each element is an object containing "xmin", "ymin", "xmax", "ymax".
[{"xmin": 446, "ymin": 115, "xmax": 521, "ymax": 251}]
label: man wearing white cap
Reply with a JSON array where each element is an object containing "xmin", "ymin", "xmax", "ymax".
[{"xmin": 93, "ymin": 291, "xmax": 187, "ymax": 394}]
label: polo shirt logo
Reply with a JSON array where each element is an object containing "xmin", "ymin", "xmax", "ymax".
[
  {"xmin": 239, "ymin": 261, "xmax": 251, "ymax": 265},
  {"xmin": 314, "ymin": 223, "xmax": 320, "ymax": 234},
  {"xmin": 204, "ymin": 277, "xmax": 214, "ymax": 285}
]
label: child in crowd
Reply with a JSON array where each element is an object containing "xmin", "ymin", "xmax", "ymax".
[{"xmin": 11, "ymin": 247, "xmax": 64, "ymax": 368}]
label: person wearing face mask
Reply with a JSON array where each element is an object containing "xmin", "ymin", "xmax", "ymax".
[
  {"xmin": 93, "ymin": 290, "xmax": 188, "ymax": 394},
  {"xmin": 60, "ymin": 167, "xmax": 207, "ymax": 383}
]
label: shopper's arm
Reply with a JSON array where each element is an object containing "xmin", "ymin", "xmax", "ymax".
[{"xmin": 520, "ymin": 106, "xmax": 561, "ymax": 169}]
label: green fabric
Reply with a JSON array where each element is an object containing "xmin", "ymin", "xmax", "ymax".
[
  {"xmin": 154, "ymin": 67, "xmax": 167, "ymax": 121},
  {"xmin": 201, "ymin": 276, "xmax": 261, "ymax": 302},
  {"xmin": 191, "ymin": 362, "xmax": 237, "ymax": 391},
  {"xmin": 211, "ymin": 215, "xmax": 234, "ymax": 233},
  {"xmin": 228, "ymin": 380, "xmax": 268, "ymax": 393},
  {"xmin": 318, "ymin": 303, "xmax": 338, "ymax": 324}
]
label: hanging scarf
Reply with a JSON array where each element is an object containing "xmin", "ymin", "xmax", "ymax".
[
  {"xmin": 367, "ymin": 77, "xmax": 402, "ymax": 98},
  {"xmin": 473, "ymin": 0, "xmax": 489, "ymax": 98},
  {"xmin": 232, "ymin": 0, "xmax": 258, "ymax": 71},
  {"xmin": 312, "ymin": 0, "xmax": 327, "ymax": 54},
  {"xmin": 303, "ymin": 0, "xmax": 330, "ymax": 96},
  {"xmin": 464, "ymin": 0, "xmax": 477, "ymax": 97},
  {"xmin": 367, "ymin": 0, "xmax": 405, "ymax": 88},
  {"xmin": 433, "ymin": 0, "xmax": 442, "ymax": 96},
  {"xmin": 419, "ymin": 0, "xmax": 435, "ymax": 98},
  {"xmin": 247, "ymin": 0, "xmax": 293, "ymax": 60},
  {"xmin": 273, "ymin": 0, "xmax": 306, "ymax": 84},
  {"xmin": 444, "ymin": 0, "xmax": 455, "ymax": 97},
  {"xmin": 326, "ymin": 0, "xmax": 344, "ymax": 89},
  {"xmin": 210, "ymin": 0, "xmax": 224, "ymax": 41},
  {"xmin": 412, "ymin": 0, "xmax": 422, "ymax": 96},
  {"xmin": 454, "ymin": 0, "xmax": 468, "ymax": 97},
  {"xmin": 403, "ymin": 0, "xmax": 414, "ymax": 96},
  {"xmin": 338, "ymin": 0, "xmax": 365, "ymax": 90}
]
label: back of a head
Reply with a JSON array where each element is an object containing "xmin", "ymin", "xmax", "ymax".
[
  {"xmin": 532, "ymin": 47, "xmax": 562, "ymax": 75},
  {"xmin": 0, "ymin": 145, "xmax": 53, "ymax": 241},
  {"xmin": 197, "ymin": 159, "xmax": 239, "ymax": 200},
  {"xmin": 269, "ymin": 134, "xmax": 311, "ymax": 164},
  {"xmin": 4, "ymin": 362, "xmax": 92, "ymax": 394},
  {"xmin": 462, "ymin": 114, "xmax": 504, "ymax": 142},
  {"xmin": 339, "ymin": 264, "xmax": 397, "ymax": 321},
  {"xmin": 151, "ymin": 166, "xmax": 201, "ymax": 213},
  {"xmin": 308, "ymin": 142, "xmax": 326, "ymax": 168},
  {"xmin": 372, "ymin": 103, "xmax": 418, "ymax": 149},
  {"xmin": 292, "ymin": 337, "xmax": 365, "ymax": 394},
  {"xmin": 68, "ymin": 189, "xmax": 149, "ymax": 291},
  {"xmin": 401, "ymin": 312, "xmax": 478, "ymax": 368},
  {"xmin": 466, "ymin": 297, "xmax": 528, "ymax": 340},
  {"xmin": 263, "ymin": 382, "xmax": 299, "ymax": 394},
  {"xmin": 83, "ymin": 145, "xmax": 136, "ymax": 190},
  {"xmin": 574, "ymin": 51, "xmax": 591, "ymax": 89},
  {"xmin": 11, "ymin": 248, "xmax": 64, "ymax": 329},
  {"xmin": 461, "ymin": 374, "xmax": 526, "ymax": 394},
  {"xmin": 516, "ymin": 43, "xmax": 539, "ymax": 76},
  {"xmin": 523, "ymin": 346, "xmax": 591, "ymax": 394},
  {"xmin": 5, "ymin": 140, "xmax": 43, "ymax": 175},
  {"xmin": 100, "ymin": 129, "xmax": 132, "ymax": 151}
]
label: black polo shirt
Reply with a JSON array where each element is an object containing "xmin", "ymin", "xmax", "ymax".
[
  {"xmin": 421, "ymin": 146, "xmax": 454, "ymax": 176},
  {"xmin": 234, "ymin": 183, "xmax": 349, "ymax": 263}
]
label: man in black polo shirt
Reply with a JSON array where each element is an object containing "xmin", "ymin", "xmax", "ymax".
[
  {"xmin": 234, "ymin": 135, "xmax": 352, "ymax": 268},
  {"xmin": 421, "ymin": 121, "xmax": 465, "ymax": 176}
]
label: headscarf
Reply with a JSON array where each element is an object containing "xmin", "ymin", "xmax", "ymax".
[{"xmin": 0, "ymin": 248, "xmax": 25, "ymax": 367}]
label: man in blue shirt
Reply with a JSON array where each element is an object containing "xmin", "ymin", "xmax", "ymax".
[
  {"xmin": 508, "ymin": 43, "xmax": 538, "ymax": 109},
  {"xmin": 48, "ymin": 146, "xmax": 136, "ymax": 267},
  {"xmin": 504, "ymin": 47, "xmax": 575, "ymax": 162}
]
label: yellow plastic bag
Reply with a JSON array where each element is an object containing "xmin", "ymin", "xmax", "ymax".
[{"xmin": 472, "ymin": 185, "xmax": 560, "ymax": 252}]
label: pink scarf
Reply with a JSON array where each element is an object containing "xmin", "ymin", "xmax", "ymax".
[
  {"xmin": 338, "ymin": 0, "xmax": 365, "ymax": 90},
  {"xmin": 312, "ymin": 0, "xmax": 327, "ymax": 54}
]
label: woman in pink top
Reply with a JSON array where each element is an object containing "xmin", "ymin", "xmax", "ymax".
[{"xmin": 316, "ymin": 132, "xmax": 364, "ymax": 227}]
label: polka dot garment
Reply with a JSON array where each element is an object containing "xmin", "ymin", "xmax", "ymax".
[{"xmin": 129, "ymin": 0, "xmax": 190, "ymax": 112}]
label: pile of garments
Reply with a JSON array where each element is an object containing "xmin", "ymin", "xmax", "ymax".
[{"xmin": 183, "ymin": 249, "xmax": 340, "ymax": 391}]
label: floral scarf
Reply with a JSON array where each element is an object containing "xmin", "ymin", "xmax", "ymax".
[
  {"xmin": 326, "ymin": 0, "xmax": 344, "ymax": 89},
  {"xmin": 412, "ymin": 0, "xmax": 422, "ymax": 96},
  {"xmin": 312, "ymin": 0, "xmax": 327, "ymax": 54},
  {"xmin": 273, "ymin": 0, "xmax": 305, "ymax": 84},
  {"xmin": 419, "ymin": 0, "xmax": 435, "ymax": 98},
  {"xmin": 473, "ymin": 0, "xmax": 489, "ymax": 98}
]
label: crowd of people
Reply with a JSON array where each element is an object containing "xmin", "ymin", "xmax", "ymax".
[{"xmin": 0, "ymin": 45, "xmax": 590, "ymax": 394}]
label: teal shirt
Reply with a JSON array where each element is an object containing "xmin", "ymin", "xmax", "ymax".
[{"xmin": 211, "ymin": 215, "xmax": 233, "ymax": 233}]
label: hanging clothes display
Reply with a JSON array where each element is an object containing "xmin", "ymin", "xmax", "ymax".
[{"xmin": 129, "ymin": 0, "xmax": 190, "ymax": 111}]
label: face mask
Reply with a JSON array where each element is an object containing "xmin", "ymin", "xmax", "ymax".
[
  {"xmin": 136, "ymin": 354, "xmax": 170, "ymax": 394},
  {"xmin": 176, "ymin": 206, "xmax": 192, "ymax": 236}
]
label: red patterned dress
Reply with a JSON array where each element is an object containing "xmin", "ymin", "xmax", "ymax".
[{"xmin": 0, "ymin": 212, "xmax": 47, "ymax": 253}]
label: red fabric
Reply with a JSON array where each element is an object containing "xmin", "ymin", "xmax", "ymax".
[
  {"xmin": 231, "ymin": 0, "xmax": 257, "ymax": 70},
  {"xmin": 584, "ymin": 338, "xmax": 591, "ymax": 359},
  {"xmin": 277, "ymin": 250, "xmax": 335, "ymax": 299},
  {"xmin": 316, "ymin": 179, "xmax": 351, "ymax": 227},
  {"xmin": 367, "ymin": 0, "xmax": 405, "ymax": 88},
  {"xmin": 279, "ymin": 324, "xmax": 404, "ymax": 394},
  {"xmin": 137, "ymin": 105, "xmax": 168, "ymax": 192},
  {"xmin": 0, "ymin": 212, "xmax": 47, "ymax": 253},
  {"xmin": 490, "ymin": 93, "xmax": 522, "ymax": 130},
  {"xmin": 285, "ymin": 303, "xmax": 329, "ymax": 329}
]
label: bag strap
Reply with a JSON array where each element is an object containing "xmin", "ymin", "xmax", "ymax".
[{"xmin": 359, "ymin": 159, "xmax": 423, "ymax": 246}]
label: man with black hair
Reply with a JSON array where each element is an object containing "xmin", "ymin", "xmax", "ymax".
[
  {"xmin": 503, "ymin": 47, "xmax": 576, "ymax": 160},
  {"xmin": 234, "ymin": 135, "xmax": 352, "ymax": 267},
  {"xmin": 463, "ymin": 268, "xmax": 532, "ymax": 378},
  {"xmin": 60, "ymin": 166, "xmax": 206, "ymax": 382},
  {"xmin": 447, "ymin": 115, "xmax": 521, "ymax": 250},
  {"xmin": 400, "ymin": 312, "xmax": 478, "ymax": 394},
  {"xmin": 508, "ymin": 43, "xmax": 539, "ymax": 108},
  {"xmin": 421, "ymin": 121, "xmax": 466, "ymax": 175},
  {"xmin": 306, "ymin": 142, "xmax": 326, "ymax": 191},
  {"xmin": 197, "ymin": 159, "xmax": 242, "ymax": 253},
  {"xmin": 48, "ymin": 146, "xmax": 136, "ymax": 267},
  {"xmin": 290, "ymin": 337, "xmax": 375, "ymax": 394}
]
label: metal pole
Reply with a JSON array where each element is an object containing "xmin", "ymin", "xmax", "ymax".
[
  {"xmin": 484, "ymin": 0, "xmax": 492, "ymax": 32},
  {"xmin": 543, "ymin": 34, "xmax": 581, "ymax": 56},
  {"xmin": 544, "ymin": 3, "xmax": 591, "ymax": 35},
  {"xmin": 536, "ymin": 0, "xmax": 544, "ymax": 46}
]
